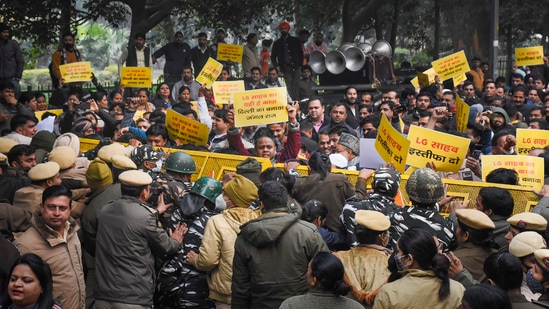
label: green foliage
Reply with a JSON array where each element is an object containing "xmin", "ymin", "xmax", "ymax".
[{"xmin": 20, "ymin": 65, "xmax": 120, "ymax": 90}]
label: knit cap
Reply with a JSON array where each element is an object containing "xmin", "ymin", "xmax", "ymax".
[
  {"xmin": 86, "ymin": 158, "xmax": 113, "ymax": 190},
  {"xmin": 31, "ymin": 131, "xmax": 57, "ymax": 152},
  {"xmin": 236, "ymin": 157, "xmax": 262, "ymax": 187},
  {"xmin": 224, "ymin": 174, "xmax": 258, "ymax": 208}
]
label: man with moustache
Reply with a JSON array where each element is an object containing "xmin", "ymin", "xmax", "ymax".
[{"xmin": 50, "ymin": 32, "xmax": 82, "ymax": 91}]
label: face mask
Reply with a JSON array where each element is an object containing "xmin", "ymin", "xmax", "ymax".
[
  {"xmin": 152, "ymin": 159, "xmax": 162, "ymax": 172},
  {"xmin": 527, "ymin": 269, "xmax": 544, "ymax": 294},
  {"xmin": 395, "ymin": 254, "xmax": 407, "ymax": 272},
  {"xmin": 215, "ymin": 194, "xmax": 227, "ymax": 211}
]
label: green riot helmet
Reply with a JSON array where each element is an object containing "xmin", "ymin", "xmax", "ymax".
[
  {"xmin": 165, "ymin": 151, "xmax": 197, "ymax": 174},
  {"xmin": 191, "ymin": 177, "xmax": 223, "ymax": 203}
]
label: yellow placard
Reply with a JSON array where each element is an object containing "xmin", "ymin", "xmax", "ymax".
[
  {"xmin": 59, "ymin": 62, "xmax": 92, "ymax": 83},
  {"xmin": 406, "ymin": 125, "xmax": 469, "ymax": 172},
  {"xmin": 233, "ymin": 88, "xmax": 288, "ymax": 127},
  {"xmin": 216, "ymin": 43, "xmax": 244, "ymax": 62},
  {"xmin": 410, "ymin": 68, "xmax": 437, "ymax": 88},
  {"xmin": 213, "ymin": 80, "xmax": 245, "ymax": 104},
  {"xmin": 35, "ymin": 109, "xmax": 63, "ymax": 120},
  {"xmin": 196, "ymin": 58, "xmax": 223, "ymax": 87},
  {"xmin": 455, "ymin": 96, "xmax": 470, "ymax": 133},
  {"xmin": 453, "ymin": 74, "xmax": 467, "ymax": 86},
  {"xmin": 431, "ymin": 50, "xmax": 470, "ymax": 81},
  {"xmin": 515, "ymin": 46, "xmax": 544, "ymax": 66},
  {"xmin": 516, "ymin": 128, "xmax": 549, "ymax": 155},
  {"xmin": 374, "ymin": 115, "xmax": 410, "ymax": 173},
  {"xmin": 165, "ymin": 109, "xmax": 210, "ymax": 146},
  {"xmin": 482, "ymin": 155, "xmax": 544, "ymax": 190},
  {"xmin": 190, "ymin": 101, "xmax": 199, "ymax": 120},
  {"xmin": 133, "ymin": 110, "xmax": 145, "ymax": 121},
  {"xmin": 120, "ymin": 67, "xmax": 152, "ymax": 88}
]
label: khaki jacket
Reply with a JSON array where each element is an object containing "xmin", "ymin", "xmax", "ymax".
[
  {"xmin": 15, "ymin": 211, "xmax": 85, "ymax": 309},
  {"xmin": 190, "ymin": 207, "xmax": 258, "ymax": 304},
  {"xmin": 373, "ymin": 269, "xmax": 465, "ymax": 309}
]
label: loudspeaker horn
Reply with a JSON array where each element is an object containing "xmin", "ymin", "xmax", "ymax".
[
  {"xmin": 343, "ymin": 46, "xmax": 366, "ymax": 71},
  {"xmin": 309, "ymin": 50, "xmax": 326, "ymax": 74},
  {"xmin": 325, "ymin": 50, "xmax": 346, "ymax": 74},
  {"xmin": 358, "ymin": 42, "xmax": 372, "ymax": 54},
  {"xmin": 372, "ymin": 40, "xmax": 393, "ymax": 57}
]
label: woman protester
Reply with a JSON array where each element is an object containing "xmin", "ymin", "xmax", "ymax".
[
  {"xmin": 279, "ymin": 252, "xmax": 363, "ymax": 309},
  {"xmin": 373, "ymin": 228, "xmax": 465, "ymax": 309},
  {"xmin": 152, "ymin": 82, "xmax": 176, "ymax": 111},
  {"xmin": 2, "ymin": 253, "xmax": 62, "ymax": 309}
]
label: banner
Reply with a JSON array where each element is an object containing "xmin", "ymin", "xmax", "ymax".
[
  {"xmin": 216, "ymin": 43, "xmax": 244, "ymax": 62},
  {"xmin": 59, "ymin": 62, "xmax": 92, "ymax": 83},
  {"xmin": 213, "ymin": 80, "xmax": 245, "ymax": 104},
  {"xmin": 516, "ymin": 128, "xmax": 549, "ymax": 155},
  {"xmin": 410, "ymin": 68, "xmax": 437, "ymax": 88},
  {"xmin": 374, "ymin": 115, "xmax": 410, "ymax": 173},
  {"xmin": 515, "ymin": 46, "xmax": 544, "ymax": 66},
  {"xmin": 406, "ymin": 125, "xmax": 469, "ymax": 172},
  {"xmin": 196, "ymin": 58, "xmax": 223, "ymax": 87},
  {"xmin": 165, "ymin": 109, "xmax": 210, "ymax": 146},
  {"xmin": 233, "ymin": 88, "xmax": 288, "ymax": 127},
  {"xmin": 482, "ymin": 155, "xmax": 544, "ymax": 190},
  {"xmin": 35, "ymin": 109, "xmax": 63, "ymax": 120},
  {"xmin": 120, "ymin": 67, "xmax": 152, "ymax": 88},
  {"xmin": 431, "ymin": 50, "xmax": 470, "ymax": 81},
  {"xmin": 455, "ymin": 96, "xmax": 470, "ymax": 133}
]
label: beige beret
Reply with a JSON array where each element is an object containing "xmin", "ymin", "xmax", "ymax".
[
  {"xmin": 355, "ymin": 210, "xmax": 391, "ymax": 232},
  {"xmin": 48, "ymin": 146, "xmax": 77, "ymax": 170},
  {"xmin": 534, "ymin": 249, "xmax": 549, "ymax": 272},
  {"xmin": 509, "ymin": 231, "xmax": 547, "ymax": 258},
  {"xmin": 0, "ymin": 138, "xmax": 19, "ymax": 154},
  {"xmin": 456, "ymin": 208, "xmax": 495, "ymax": 230},
  {"xmin": 119, "ymin": 170, "xmax": 152, "ymax": 186},
  {"xmin": 507, "ymin": 212, "xmax": 547, "ymax": 231},
  {"xmin": 111, "ymin": 154, "xmax": 137, "ymax": 170},
  {"xmin": 97, "ymin": 143, "xmax": 126, "ymax": 163},
  {"xmin": 28, "ymin": 161, "xmax": 60, "ymax": 181}
]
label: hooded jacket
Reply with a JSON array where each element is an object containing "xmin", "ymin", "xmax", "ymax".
[
  {"xmin": 190, "ymin": 207, "xmax": 258, "ymax": 304},
  {"xmin": 231, "ymin": 210, "xmax": 329, "ymax": 309}
]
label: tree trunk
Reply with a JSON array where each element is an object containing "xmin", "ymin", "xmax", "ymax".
[
  {"xmin": 58, "ymin": 0, "xmax": 73, "ymax": 49},
  {"xmin": 125, "ymin": 0, "xmax": 176, "ymax": 49},
  {"xmin": 341, "ymin": 0, "xmax": 386, "ymax": 43},
  {"xmin": 433, "ymin": 0, "xmax": 440, "ymax": 60},
  {"xmin": 506, "ymin": 24, "xmax": 513, "ymax": 80},
  {"xmin": 389, "ymin": 0, "xmax": 401, "ymax": 52}
]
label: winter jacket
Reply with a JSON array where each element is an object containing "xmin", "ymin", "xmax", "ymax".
[
  {"xmin": 0, "ymin": 39, "xmax": 24, "ymax": 80},
  {"xmin": 15, "ymin": 211, "xmax": 85, "ymax": 309},
  {"xmin": 231, "ymin": 210, "xmax": 329, "ymax": 309},
  {"xmin": 189, "ymin": 207, "xmax": 258, "ymax": 304}
]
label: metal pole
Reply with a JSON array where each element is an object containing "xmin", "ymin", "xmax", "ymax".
[{"xmin": 489, "ymin": 0, "xmax": 499, "ymax": 79}]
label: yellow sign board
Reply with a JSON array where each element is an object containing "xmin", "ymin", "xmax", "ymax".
[
  {"xmin": 374, "ymin": 115, "xmax": 410, "ymax": 173},
  {"xmin": 120, "ymin": 67, "xmax": 152, "ymax": 88},
  {"xmin": 35, "ymin": 109, "xmax": 63, "ymax": 120},
  {"xmin": 196, "ymin": 58, "xmax": 223, "ymax": 87},
  {"xmin": 216, "ymin": 43, "xmax": 244, "ymax": 62},
  {"xmin": 482, "ymin": 155, "xmax": 544, "ymax": 190},
  {"xmin": 431, "ymin": 50, "xmax": 470, "ymax": 81},
  {"xmin": 406, "ymin": 125, "xmax": 469, "ymax": 172},
  {"xmin": 233, "ymin": 88, "xmax": 288, "ymax": 127},
  {"xmin": 516, "ymin": 128, "xmax": 549, "ymax": 155},
  {"xmin": 59, "ymin": 62, "xmax": 92, "ymax": 83},
  {"xmin": 133, "ymin": 110, "xmax": 145, "ymax": 121},
  {"xmin": 455, "ymin": 96, "xmax": 470, "ymax": 133},
  {"xmin": 515, "ymin": 46, "xmax": 544, "ymax": 66},
  {"xmin": 411, "ymin": 68, "xmax": 437, "ymax": 88},
  {"xmin": 213, "ymin": 80, "xmax": 245, "ymax": 104},
  {"xmin": 165, "ymin": 109, "xmax": 210, "ymax": 146},
  {"xmin": 453, "ymin": 74, "xmax": 467, "ymax": 86}
]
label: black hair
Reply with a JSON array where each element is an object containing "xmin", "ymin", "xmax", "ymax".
[
  {"xmin": 491, "ymin": 130, "xmax": 515, "ymax": 147},
  {"xmin": 10, "ymin": 114, "xmax": 36, "ymax": 132},
  {"xmin": 458, "ymin": 220, "xmax": 495, "ymax": 249},
  {"xmin": 327, "ymin": 124, "xmax": 350, "ymax": 136},
  {"xmin": 478, "ymin": 187, "xmax": 514, "ymax": 218},
  {"xmin": 310, "ymin": 252, "xmax": 350, "ymax": 295},
  {"xmin": 301, "ymin": 64, "xmax": 312, "ymax": 73},
  {"xmin": 214, "ymin": 109, "xmax": 229, "ymax": 123},
  {"xmin": 197, "ymin": 32, "xmax": 207, "ymax": 38},
  {"xmin": 180, "ymin": 108, "xmax": 198, "ymax": 120},
  {"xmin": 530, "ymin": 119, "xmax": 548, "ymax": 130},
  {"xmin": 360, "ymin": 114, "xmax": 380, "ymax": 128},
  {"xmin": 246, "ymin": 33, "xmax": 257, "ymax": 42},
  {"xmin": 261, "ymin": 39, "xmax": 272, "ymax": 47},
  {"xmin": 250, "ymin": 66, "xmax": 261, "ymax": 74},
  {"xmin": 485, "ymin": 169, "xmax": 519, "ymax": 186},
  {"xmin": 146, "ymin": 123, "xmax": 168, "ymax": 140},
  {"xmin": 308, "ymin": 151, "xmax": 331, "ymax": 180},
  {"xmin": 355, "ymin": 224, "xmax": 384, "ymax": 245},
  {"xmin": 18, "ymin": 92, "xmax": 35, "ymax": 105},
  {"xmin": 0, "ymin": 80, "xmax": 14, "ymax": 91},
  {"xmin": 344, "ymin": 86, "xmax": 357, "ymax": 94},
  {"xmin": 178, "ymin": 86, "xmax": 191, "ymax": 96},
  {"xmin": 252, "ymin": 127, "xmax": 274, "ymax": 141},
  {"xmin": 258, "ymin": 181, "xmax": 288, "ymax": 211},
  {"xmin": 301, "ymin": 199, "xmax": 327, "ymax": 222},
  {"xmin": 42, "ymin": 185, "xmax": 72, "ymax": 205},
  {"xmin": 134, "ymin": 32, "xmax": 146, "ymax": 40},
  {"xmin": 8, "ymin": 144, "xmax": 35, "ymax": 166},
  {"xmin": 484, "ymin": 252, "xmax": 523, "ymax": 291},
  {"xmin": 378, "ymin": 100, "xmax": 395, "ymax": 111},
  {"xmin": 462, "ymin": 284, "xmax": 512, "ymax": 309},
  {"xmin": 398, "ymin": 228, "xmax": 450, "ymax": 301},
  {"xmin": 121, "ymin": 183, "xmax": 148, "ymax": 197},
  {"xmin": 1, "ymin": 253, "xmax": 56, "ymax": 309}
]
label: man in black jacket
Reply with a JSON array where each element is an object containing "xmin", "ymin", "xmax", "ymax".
[{"xmin": 271, "ymin": 21, "xmax": 303, "ymax": 101}]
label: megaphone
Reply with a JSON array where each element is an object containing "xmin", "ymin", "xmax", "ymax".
[
  {"xmin": 343, "ymin": 46, "xmax": 366, "ymax": 71},
  {"xmin": 358, "ymin": 42, "xmax": 372, "ymax": 54},
  {"xmin": 372, "ymin": 40, "xmax": 393, "ymax": 57},
  {"xmin": 325, "ymin": 50, "xmax": 346, "ymax": 74},
  {"xmin": 309, "ymin": 50, "xmax": 326, "ymax": 74}
]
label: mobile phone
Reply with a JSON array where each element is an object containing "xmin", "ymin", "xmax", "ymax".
[{"xmin": 471, "ymin": 144, "xmax": 482, "ymax": 160}]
